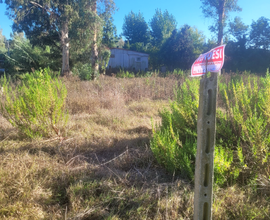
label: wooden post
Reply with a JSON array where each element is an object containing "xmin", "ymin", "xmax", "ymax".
[{"xmin": 194, "ymin": 72, "xmax": 218, "ymax": 220}]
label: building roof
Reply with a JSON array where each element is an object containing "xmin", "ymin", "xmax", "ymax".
[{"xmin": 110, "ymin": 48, "xmax": 149, "ymax": 56}]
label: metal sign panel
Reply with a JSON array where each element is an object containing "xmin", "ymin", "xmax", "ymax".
[{"xmin": 191, "ymin": 45, "xmax": 226, "ymax": 77}]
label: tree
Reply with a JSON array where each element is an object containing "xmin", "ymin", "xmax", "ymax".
[
  {"xmin": 0, "ymin": 28, "xmax": 7, "ymax": 52},
  {"xmin": 189, "ymin": 26, "xmax": 206, "ymax": 55},
  {"xmin": 90, "ymin": 1, "xmax": 99, "ymax": 79},
  {"xmin": 249, "ymin": 17, "xmax": 270, "ymax": 50},
  {"xmin": 122, "ymin": 11, "xmax": 150, "ymax": 45},
  {"xmin": 3, "ymin": 32, "xmax": 59, "ymax": 74},
  {"xmin": 228, "ymin": 16, "xmax": 248, "ymax": 41},
  {"xmin": 0, "ymin": 28, "xmax": 7, "ymax": 74},
  {"xmin": 149, "ymin": 9, "xmax": 177, "ymax": 47},
  {"xmin": 2, "ymin": 0, "xmax": 115, "ymax": 76},
  {"xmin": 160, "ymin": 25, "xmax": 197, "ymax": 70},
  {"xmin": 116, "ymin": 38, "xmax": 125, "ymax": 48},
  {"xmin": 200, "ymin": 0, "xmax": 241, "ymax": 45},
  {"xmin": 102, "ymin": 13, "xmax": 118, "ymax": 48},
  {"xmin": 3, "ymin": 0, "xmax": 83, "ymax": 76},
  {"xmin": 69, "ymin": 2, "xmax": 99, "ymax": 70}
]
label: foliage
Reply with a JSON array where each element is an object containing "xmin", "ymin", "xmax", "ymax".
[
  {"xmin": 218, "ymin": 74, "xmax": 270, "ymax": 184},
  {"xmin": 160, "ymin": 26, "xmax": 196, "ymax": 70},
  {"xmin": 72, "ymin": 46, "xmax": 109, "ymax": 79},
  {"xmin": 224, "ymin": 40, "xmax": 270, "ymax": 73},
  {"xmin": 99, "ymin": 47, "xmax": 111, "ymax": 74},
  {"xmin": 116, "ymin": 69, "xmax": 135, "ymax": 78},
  {"xmin": 249, "ymin": 16, "xmax": 270, "ymax": 50},
  {"xmin": 69, "ymin": 3, "xmax": 102, "ymax": 69},
  {"xmin": 228, "ymin": 16, "xmax": 249, "ymax": 41},
  {"xmin": 151, "ymin": 78, "xmax": 200, "ymax": 179},
  {"xmin": 115, "ymin": 38, "xmax": 125, "ymax": 48},
  {"xmin": 0, "ymin": 28, "xmax": 7, "ymax": 74},
  {"xmin": 129, "ymin": 42, "xmax": 150, "ymax": 53},
  {"xmin": 0, "ymin": 28, "xmax": 6, "ymax": 53},
  {"xmin": 101, "ymin": 13, "xmax": 118, "ymax": 48},
  {"xmin": 224, "ymin": 17, "xmax": 270, "ymax": 73},
  {"xmin": 3, "ymin": 0, "xmax": 82, "ymax": 75},
  {"xmin": 0, "ymin": 68, "xmax": 68, "ymax": 138},
  {"xmin": 189, "ymin": 27, "xmax": 206, "ymax": 55},
  {"xmin": 151, "ymin": 72, "xmax": 270, "ymax": 187},
  {"xmin": 72, "ymin": 63, "xmax": 94, "ymax": 81},
  {"xmin": 0, "ymin": 72, "xmax": 269, "ymax": 219},
  {"xmin": 3, "ymin": 0, "xmax": 115, "ymax": 76},
  {"xmin": 149, "ymin": 9, "xmax": 177, "ymax": 47},
  {"xmin": 200, "ymin": 0, "xmax": 241, "ymax": 44},
  {"xmin": 122, "ymin": 11, "xmax": 150, "ymax": 45},
  {"xmin": 3, "ymin": 33, "xmax": 60, "ymax": 75},
  {"xmin": 214, "ymin": 145, "xmax": 237, "ymax": 185}
]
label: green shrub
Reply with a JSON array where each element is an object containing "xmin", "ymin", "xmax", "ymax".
[
  {"xmin": 151, "ymin": 72, "xmax": 270, "ymax": 186},
  {"xmin": 0, "ymin": 68, "xmax": 68, "ymax": 138},
  {"xmin": 72, "ymin": 63, "xmax": 94, "ymax": 80},
  {"xmin": 214, "ymin": 145, "xmax": 239, "ymax": 186},
  {"xmin": 150, "ymin": 78, "xmax": 199, "ymax": 179},
  {"xmin": 116, "ymin": 69, "xmax": 135, "ymax": 78},
  {"xmin": 218, "ymin": 74, "xmax": 270, "ymax": 184}
]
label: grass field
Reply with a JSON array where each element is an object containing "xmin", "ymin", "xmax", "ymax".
[{"xmin": 0, "ymin": 73, "xmax": 269, "ymax": 219}]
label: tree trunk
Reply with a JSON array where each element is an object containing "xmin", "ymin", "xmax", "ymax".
[
  {"xmin": 91, "ymin": 1, "xmax": 99, "ymax": 80},
  {"xmin": 218, "ymin": 0, "xmax": 226, "ymax": 45},
  {"xmin": 61, "ymin": 19, "xmax": 70, "ymax": 76}
]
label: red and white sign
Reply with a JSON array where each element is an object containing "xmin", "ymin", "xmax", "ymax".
[{"xmin": 191, "ymin": 45, "xmax": 226, "ymax": 77}]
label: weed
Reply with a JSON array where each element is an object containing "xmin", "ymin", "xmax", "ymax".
[{"xmin": 0, "ymin": 68, "xmax": 68, "ymax": 138}]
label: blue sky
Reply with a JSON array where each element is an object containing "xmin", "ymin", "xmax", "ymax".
[{"xmin": 1, "ymin": 0, "xmax": 270, "ymax": 40}]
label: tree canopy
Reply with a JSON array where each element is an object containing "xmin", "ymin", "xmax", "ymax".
[
  {"xmin": 200, "ymin": 0, "xmax": 241, "ymax": 44},
  {"xmin": 149, "ymin": 9, "xmax": 177, "ymax": 47},
  {"xmin": 160, "ymin": 25, "xmax": 204, "ymax": 70},
  {"xmin": 122, "ymin": 11, "xmax": 150, "ymax": 45},
  {"xmin": 2, "ymin": 0, "xmax": 115, "ymax": 76},
  {"xmin": 228, "ymin": 16, "xmax": 249, "ymax": 41},
  {"xmin": 249, "ymin": 17, "xmax": 270, "ymax": 50},
  {"xmin": 102, "ymin": 13, "xmax": 118, "ymax": 48}
]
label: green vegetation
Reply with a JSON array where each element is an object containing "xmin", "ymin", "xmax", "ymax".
[
  {"xmin": 2, "ymin": 33, "xmax": 59, "ymax": 75},
  {"xmin": 0, "ymin": 68, "xmax": 68, "ymax": 138},
  {"xmin": 151, "ymin": 71, "xmax": 270, "ymax": 188},
  {"xmin": 151, "ymin": 78, "xmax": 199, "ymax": 179},
  {"xmin": 72, "ymin": 63, "xmax": 94, "ymax": 81}
]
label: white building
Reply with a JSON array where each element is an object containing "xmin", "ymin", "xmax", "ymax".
[{"xmin": 107, "ymin": 48, "xmax": 149, "ymax": 71}]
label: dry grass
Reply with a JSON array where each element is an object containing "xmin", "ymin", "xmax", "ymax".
[
  {"xmin": 64, "ymin": 75, "xmax": 177, "ymax": 115},
  {"xmin": 0, "ymin": 74, "xmax": 269, "ymax": 219}
]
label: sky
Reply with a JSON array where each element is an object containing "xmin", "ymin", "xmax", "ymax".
[{"xmin": 0, "ymin": 0, "xmax": 270, "ymax": 40}]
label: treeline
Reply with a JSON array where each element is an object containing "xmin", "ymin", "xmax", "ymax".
[{"xmin": 120, "ymin": 10, "xmax": 270, "ymax": 74}]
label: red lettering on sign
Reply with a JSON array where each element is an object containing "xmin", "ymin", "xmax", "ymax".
[{"xmin": 191, "ymin": 45, "xmax": 226, "ymax": 77}]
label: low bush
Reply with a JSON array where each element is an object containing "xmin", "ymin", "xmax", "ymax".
[
  {"xmin": 0, "ymin": 68, "xmax": 68, "ymax": 138},
  {"xmin": 116, "ymin": 69, "xmax": 135, "ymax": 78},
  {"xmin": 72, "ymin": 63, "xmax": 95, "ymax": 80},
  {"xmin": 151, "ymin": 78, "xmax": 199, "ymax": 179},
  {"xmin": 151, "ymin": 71, "xmax": 270, "ymax": 187}
]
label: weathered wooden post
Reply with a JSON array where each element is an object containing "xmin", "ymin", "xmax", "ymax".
[{"xmin": 191, "ymin": 45, "xmax": 226, "ymax": 220}]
